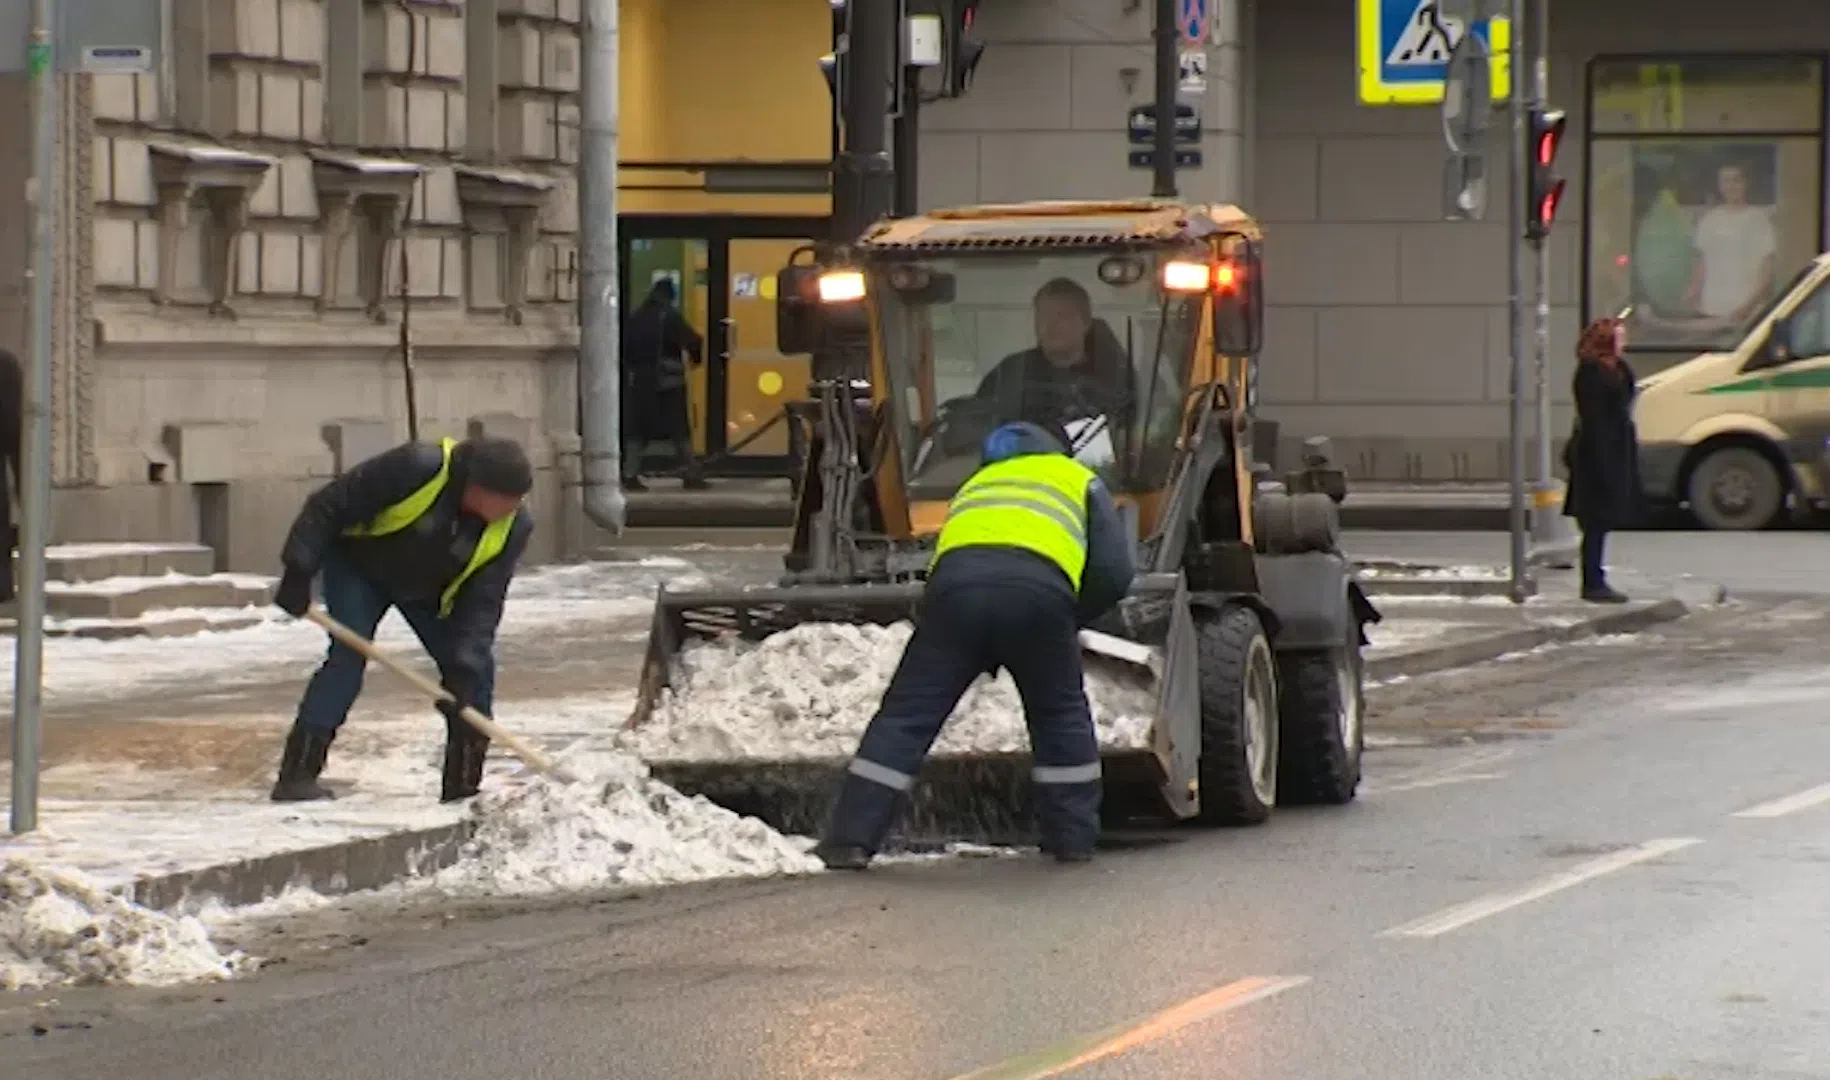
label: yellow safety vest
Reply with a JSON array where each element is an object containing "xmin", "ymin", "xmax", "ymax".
[
  {"xmin": 931, "ymin": 453, "xmax": 1095, "ymax": 590},
  {"xmin": 342, "ymin": 437, "xmax": 518, "ymax": 617}
]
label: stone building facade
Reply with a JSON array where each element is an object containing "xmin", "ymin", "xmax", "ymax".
[{"xmin": 0, "ymin": 0, "xmax": 597, "ymax": 571}]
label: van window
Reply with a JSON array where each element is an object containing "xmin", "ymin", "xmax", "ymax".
[{"xmin": 1788, "ymin": 283, "xmax": 1830, "ymax": 360}]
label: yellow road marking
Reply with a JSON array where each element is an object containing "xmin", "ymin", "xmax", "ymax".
[{"xmin": 946, "ymin": 975, "xmax": 1309, "ymax": 1080}]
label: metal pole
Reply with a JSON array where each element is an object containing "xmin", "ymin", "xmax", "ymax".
[
  {"xmin": 1150, "ymin": 0, "xmax": 1177, "ymax": 197},
  {"xmin": 1526, "ymin": 0, "xmax": 1572, "ymax": 566},
  {"xmin": 832, "ymin": 0, "xmax": 894, "ymax": 240},
  {"xmin": 1505, "ymin": 0, "xmax": 1531, "ymax": 602},
  {"xmin": 577, "ymin": 0, "xmax": 624, "ymax": 532},
  {"xmin": 892, "ymin": 64, "xmax": 920, "ymax": 216},
  {"xmin": 12, "ymin": 0, "xmax": 56, "ymax": 834}
]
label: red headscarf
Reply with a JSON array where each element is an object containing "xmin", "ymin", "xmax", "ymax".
[{"xmin": 1576, "ymin": 317, "xmax": 1622, "ymax": 363}]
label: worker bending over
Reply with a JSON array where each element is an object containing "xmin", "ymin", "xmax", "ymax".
[
  {"xmin": 268, "ymin": 435, "xmax": 535, "ymax": 804},
  {"xmin": 816, "ymin": 421, "xmax": 1137, "ymax": 869}
]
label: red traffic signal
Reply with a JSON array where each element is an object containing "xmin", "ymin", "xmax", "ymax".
[{"xmin": 1525, "ymin": 108, "xmax": 1567, "ymax": 242}]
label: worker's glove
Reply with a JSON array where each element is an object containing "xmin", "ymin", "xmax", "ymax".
[{"xmin": 273, "ymin": 570, "xmax": 313, "ymax": 618}]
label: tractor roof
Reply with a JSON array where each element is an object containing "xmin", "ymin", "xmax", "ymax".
[{"xmin": 857, "ymin": 199, "xmax": 1263, "ymax": 253}]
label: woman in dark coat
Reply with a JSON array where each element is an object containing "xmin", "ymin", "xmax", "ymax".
[{"xmin": 1562, "ymin": 316, "xmax": 1642, "ymax": 603}]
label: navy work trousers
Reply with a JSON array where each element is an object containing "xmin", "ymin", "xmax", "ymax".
[
  {"xmin": 294, "ymin": 553, "xmax": 496, "ymax": 734},
  {"xmin": 823, "ymin": 576, "xmax": 1101, "ymax": 856}
]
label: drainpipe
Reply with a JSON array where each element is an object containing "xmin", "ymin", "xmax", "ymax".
[{"xmin": 578, "ymin": 0, "xmax": 624, "ymax": 532}]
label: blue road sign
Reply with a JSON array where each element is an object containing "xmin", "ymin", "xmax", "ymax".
[
  {"xmin": 1178, "ymin": 0, "xmax": 1208, "ymax": 46},
  {"xmin": 1356, "ymin": 0, "xmax": 1510, "ymax": 106}
]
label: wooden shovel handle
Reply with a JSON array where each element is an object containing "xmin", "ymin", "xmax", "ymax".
[{"xmin": 304, "ymin": 607, "xmax": 572, "ymax": 782}]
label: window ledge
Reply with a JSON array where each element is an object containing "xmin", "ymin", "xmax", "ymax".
[{"xmin": 147, "ymin": 141, "xmax": 276, "ymax": 317}]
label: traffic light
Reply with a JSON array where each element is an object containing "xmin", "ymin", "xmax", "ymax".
[
  {"xmin": 939, "ymin": 0, "xmax": 984, "ymax": 97},
  {"xmin": 1526, "ymin": 107, "xmax": 1568, "ymax": 242}
]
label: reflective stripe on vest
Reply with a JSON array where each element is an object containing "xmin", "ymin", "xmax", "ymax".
[
  {"xmin": 930, "ymin": 453, "xmax": 1096, "ymax": 591},
  {"xmin": 342, "ymin": 437, "xmax": 518, "ymax": 617}
]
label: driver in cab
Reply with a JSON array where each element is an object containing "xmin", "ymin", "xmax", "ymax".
[{"xmin": 975, "ymin": 278, "xmax": 1134, "ymax": 428}]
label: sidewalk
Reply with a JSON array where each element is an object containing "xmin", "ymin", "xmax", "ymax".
[{"xmin": 0, "ymin": 548, "xmax": 1698, "ymax": 915}]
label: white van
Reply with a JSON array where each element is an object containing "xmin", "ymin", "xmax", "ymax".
[{"xmin": 1634, "ymin": 253, "xmax": 1830, "ymax": 530}]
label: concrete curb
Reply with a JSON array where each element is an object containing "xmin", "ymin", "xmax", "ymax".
[
  {"xmin": 126, "ymin": 822, "xmax": 476, "ymax": 913},
  {"xmin": 113, "ymin": 597, "xmax": 1689, "ymax": 914},
  {"xmin": 1365, "ymin": 596, "xmax": 1690, "ymax": 683}
]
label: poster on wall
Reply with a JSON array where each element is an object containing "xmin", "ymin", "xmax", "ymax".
[{"xmin": 1594, "ymin": 141, "xmax": 1810, "ymax": 351}]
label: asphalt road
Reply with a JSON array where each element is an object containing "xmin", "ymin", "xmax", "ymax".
[{"xmin": 9, "ymin": 592, "xmax": 1830, "ymax": 1079}]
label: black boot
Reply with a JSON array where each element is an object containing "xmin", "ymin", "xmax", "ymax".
[
  {"xmin": 441, "ymin": 721, "xmax": 491, "ymax": 803},
  {"xmin": 271, "ymin": 723, "xmax": 336, "ymax": 802}
]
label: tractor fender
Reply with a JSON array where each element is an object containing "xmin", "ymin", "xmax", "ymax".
[
  {"xmin": 1187, "ymin": 590, "xmax": 1282, "ymax": 639},
  {"xmin": 1249, "ymin": 551, "xmax": 1357, "ymax": 652}
]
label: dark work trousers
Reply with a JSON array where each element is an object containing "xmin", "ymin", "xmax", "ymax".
[
  {"xmin": 1580, "ymin": 528, "xmax": 1608, "ymax": 592},
  {"xmin": 294, "ymin": 552, "xmax": 496, "ymax": 734},
  {"xmin": 822, "ymin": 573, "xmax": 1101, "ymax": 856}
]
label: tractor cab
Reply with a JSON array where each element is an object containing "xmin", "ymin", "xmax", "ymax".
[{"xmin": 778, "ymin": 200, "xmax": 1264, "ymax": 552}]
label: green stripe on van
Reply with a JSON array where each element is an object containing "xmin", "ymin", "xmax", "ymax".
[{"xmin": 1698, "ymin": 367, "xmax": 1830, "ymax": 394}]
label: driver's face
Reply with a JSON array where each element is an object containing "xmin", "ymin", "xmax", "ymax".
[{"xmin": 1035, "ymin": 295, "xmax": 1090, "ymax": 365}]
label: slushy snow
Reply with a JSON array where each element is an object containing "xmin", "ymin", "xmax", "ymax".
[
  {"xmin": 431, "ymin": 744, "xmax": 821, "ymax": 896},
  {"xmin": 622, "ymin": 621, "xmax": 1158, "ymax": 762},
  {"xmin": 1, "ymin": 857, "xmax": 250, "ymax": 991}
]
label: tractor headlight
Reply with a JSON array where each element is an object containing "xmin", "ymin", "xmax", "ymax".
[{"xmin": 818, "ymin": 270, "xmax": 866, "ymax": 302}]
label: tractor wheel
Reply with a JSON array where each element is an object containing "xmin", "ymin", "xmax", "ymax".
[
  {"xmin": 1194, "ymin": 605, "xmax": 1278, "ymax": 826},
  {"xmin": 1274, "ymin": 639, "xmax": 1364, "ymax": 805}
]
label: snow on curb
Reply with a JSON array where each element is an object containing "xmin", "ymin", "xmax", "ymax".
[
  {"xmin": 2, "ymin": 857, "xmax": 252, "ymax": 991},
  {"xmin": 623, "ymin": 621, "xmax": 1157, "ymax": 762}
]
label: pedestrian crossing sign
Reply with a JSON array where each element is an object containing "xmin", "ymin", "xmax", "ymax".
[{"xmin": 1357, "ymin": 0, "xmax": 1511, "ymax": 106}]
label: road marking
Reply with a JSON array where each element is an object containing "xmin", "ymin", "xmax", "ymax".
[
  {"xmin": 947, "ymin": 975, "xmax": 1309, "ymax": 1080},
  {"xmin": 1732, "ymin": 782, "xmax": 1830, "ymax": 819},
  {"xmin": 1365, "ymin": 771, "xmax": 1505, "ymax": 796},
  {"xmin": 1377, "ymin": 837, "xmax": 1702, "ymax": 939}
]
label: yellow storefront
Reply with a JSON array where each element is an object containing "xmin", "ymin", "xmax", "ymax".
[{"xmin": 619, "ymin": 0, "xmax": 835, "ymax": 476}]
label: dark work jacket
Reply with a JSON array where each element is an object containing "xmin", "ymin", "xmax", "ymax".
[
  {"xmin": 281, "ymin": 441, "xmax": 534, "ymax": 683},
  {"xmin": 1563, "ymin": 356, "xmax": 1643, "ymax": 530},
  {"xmin": 975, "ymin": 324, "xmax": 1136, "ymax": 429},
  {"xmin": 928, "ymin": 443, "xmax": 1137, "ymax": 626}
]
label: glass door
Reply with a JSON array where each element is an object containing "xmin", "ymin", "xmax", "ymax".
[{"xmin": 619, "ymin": 215, "xmax": 828, "ymax": 480}]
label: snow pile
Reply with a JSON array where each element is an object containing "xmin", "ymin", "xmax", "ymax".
[
  {"xmin": 0, "ymin": 857, "xmax": 250, "ymax": 990},
  {"xmin": 623, "ymin": 621, "xmax": 1158, "ymax": 762},
  {"xmin": 431, "ymin": 745, "xmax": 821, "ymax": 897}
]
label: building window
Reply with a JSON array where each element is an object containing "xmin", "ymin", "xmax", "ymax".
[{"xmin": 1584, "ymin": 54, "xmax": 1827, "ymax": 358}]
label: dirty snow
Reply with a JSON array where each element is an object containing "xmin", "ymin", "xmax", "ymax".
[
  {"xmin": 0, "ymin": 857, "xmax": 250, "ymax": 991},
  {"xmin": 1362, "ymin": 618, "xmax": 1468, "ymax": 654},
  {"xmin": 622, "ymin": 621, "xmax": 1158, "ymax": 763},
  {"xmin": 430, "ymin": 743, "xmax": 821, "ymax": 897}
]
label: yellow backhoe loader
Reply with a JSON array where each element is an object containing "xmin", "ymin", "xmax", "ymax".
[{"xmin": 625, "ymin": 199, "xmax": 1379, "ymax": 844}]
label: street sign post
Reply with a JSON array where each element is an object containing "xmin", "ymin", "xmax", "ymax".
[
  {"xmin": 1177, "ymin": 0, "xmax": 1208, "ymax": 46},
  {"xmin": 1356, "ymin": 0, "xmax": 1510, "ymax": 106},
  {"xmin": 0, "ymin": 0, "xmax": 161, "ymax": 73},
  {"xmin": 1177, "ymin": 48, "xmax": 1207, "ymax": 94}
]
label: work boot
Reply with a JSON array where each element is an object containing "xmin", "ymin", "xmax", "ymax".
[
  {"xmin": 812, "ymin": 841, "xmax": 872, "ymax": 871},
  {"xmin": 271, "ymin": 723, "xmax": 336, "ymax": 802},
  {"xmin": 1581, "ymin": 584, "xmax": 1629, "ymax": 604},
  {"xmin": 440, "ymin": 723, "xmax": 491, "ymax": 803}
]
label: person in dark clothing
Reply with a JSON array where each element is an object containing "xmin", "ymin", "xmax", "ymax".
[
  {"xmin": 815, "ymin": 421, "xmax": 1137, "ymax": 870},
  {"xmin": 0, "ymin": 349, "xmax": 20, "ymax": 604},
  {"xmin": 269, "ymin": 435, "xmax": 536, "ymax": 803},
  {"xmin": 1563, "ymin": 315, "xmax": 1642, "ymax": 603},
  {"xmin": 974, "ymin": 278, "xmax": 1137, "ymax": 429},
  {"xmin": 622, "ymin": 278, "xmax": 707, "ymax": 491}
]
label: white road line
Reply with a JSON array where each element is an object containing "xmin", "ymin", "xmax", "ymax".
[
  {"xmin": 1732, "ymin": 782, "xmax": 1830, "ymax": 819},
  {"xmin": 1365, "ymin": 771, "xmax": 1506, "ymax": 796},
  {"xmin": 1377, "ymin": 837, "xmax": 1703, "ymax": 939}
]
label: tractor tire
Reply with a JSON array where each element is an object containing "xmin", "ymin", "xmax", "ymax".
[
  {"xmin": 1274, "ymin": 641, "xmax": 1364, "ymax": 805},
  {"xmin": 1687, "ymin": 445, "xmax": 1785, "ymax": 531},
  {"xmin": 1194, "ymin": 605, "xmax": 1278, "ymax": 826}
]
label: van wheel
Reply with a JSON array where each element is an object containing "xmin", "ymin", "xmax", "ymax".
[{"xmin": 1687, "ymin": 446, "xmax": 1784, "ymax": 530}]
